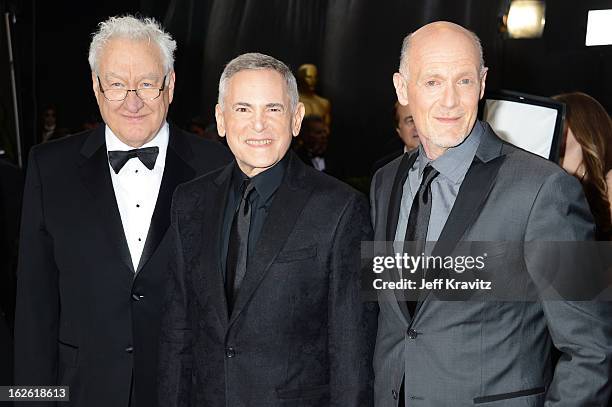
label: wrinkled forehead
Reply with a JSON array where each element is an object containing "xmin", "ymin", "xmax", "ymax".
[{"xmin": 98, "ymin": 38, "xmax": 164, "ymax": 72}]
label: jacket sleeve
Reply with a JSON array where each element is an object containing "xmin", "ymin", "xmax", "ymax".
[
  {"xmin": 13, "ymin": 147, "xmax": 60, "ymax": 406},
  {"xmin": 158, "ymin": 188, "xmax": 194, "ymax": 407},
  {"xmin": 328, "ymin": 192, "xmax": 378, "ymax": 407},
  {"xmin": 524, "ymin": 170, "xmax": 612, "ymax": 406}
]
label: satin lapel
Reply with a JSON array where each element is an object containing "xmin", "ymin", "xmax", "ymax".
[
  {"xmin": 386, "ymin": 152, "xmax": 417, "ymax": 242},
  {"xmin": 78, "ymin": 127, "xmax": 134, "ymax": 275},
  {"xmin": 136, "ymin": 144, "xmax": 195, "ymax": 273},
  {"xmin": 384, "ymin": 152, "xmax": 417, "ymax": 324},
  {"xmin": 412, "ymin": 155, "xmax": 505, "ymax": 319},
  {"xmin": 193, "ymin": 163, "xmax": 233, "ymax": 327},
  {"xmin": 228, "ymin": 154, "xmax": 313, "ymax": 327}
]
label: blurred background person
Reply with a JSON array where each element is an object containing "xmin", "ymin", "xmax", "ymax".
[
  {"xmin": 38, "ymin": 105, "xmax": 69, "ymax": 143},
  {"xmin": 372, "ymin": 101, "xmax": 420, "ymax": 174},
  {"xmin": 553, "ymin": 92, "xmax": 612, "ymax": 240},
  {"xmin": 295, "ymin": 114, "xmax": 343, "ymax": 178}
]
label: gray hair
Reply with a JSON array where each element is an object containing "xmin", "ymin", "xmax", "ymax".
[
  {"xmin": 218, "ymin": 53, "xmax": 299, "ymax": 111},
  {"xmin": 398, "ymin": 27, "xmax": 485, "ymax": 78},
  {"xmin": 88, "ymin": 15, "xmax": 176, "ymax": 75}
]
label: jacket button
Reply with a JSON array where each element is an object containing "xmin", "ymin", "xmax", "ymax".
[
  {"xmin": 225, "ymin": 347, "xmax": 236, "ymax": 358},
  {"xmin": 392, "ymin": 389, "xmax": 398, "ymax": 400},
  {"xmin": 125, "ymin": 346, "xmax": 133, "ymax": 353},
  {"xmin": 131, "ymin": 293, "xmax": 143, "ymax": 301},
  {"xmin": 407, "ymin": 329, "xmax": 418, "ymax": 339}
]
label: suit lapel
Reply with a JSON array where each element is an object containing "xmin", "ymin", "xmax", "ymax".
[
  {"xmin": 78, "ymin": 126, "xmax": 134, "ymax": 275},
  {"xmin": 136, "ymin": 127, "xmax": 195, "ymax": 273},
  {"xmin": 384, "ymin": 152, "xmax": 418, "ymax": 324},
  {"xmin": 193, "ymin": 163, "xmax": 233, "ymax": 327},
  {"xmin": 229, "ymin": 153, "xmax": 313, "ymax": 327},
  {"xmin": 412, "ymin": 126, "xmax": 506, "ymax": 319},
  {"xmin": 386, "ymin": 152, "xmax": 417, "ymax": 242}
]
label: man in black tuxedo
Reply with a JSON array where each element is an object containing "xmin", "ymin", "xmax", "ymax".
[
  {"xmin": 158, "ymin": 53, "xmax": 377, "ymax": 406},
  {"xmin": 14, "ymin": 15, "xmax": 230, "ymax": 407}
]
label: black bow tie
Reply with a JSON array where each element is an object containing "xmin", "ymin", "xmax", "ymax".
[{"xmin": 108, "ymin": 146, "xmax": 159, "ymax": 174}]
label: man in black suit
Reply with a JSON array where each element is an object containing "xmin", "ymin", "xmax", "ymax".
[
  {"xmin": 14, "ymin": 15, "xmax": 230, "ymax": 407},
  {"xmin": 158, "ymin": 53, "xmax": 377, "ymax": 406}
]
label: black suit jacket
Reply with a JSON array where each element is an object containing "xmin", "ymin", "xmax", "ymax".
[
  {"xmin": 14, "ymin": 124, "xmax": 231, "ymax": 407},
  {"xmin": 159, "ymin": 151, "xmax": 377, "ymax": 407}
]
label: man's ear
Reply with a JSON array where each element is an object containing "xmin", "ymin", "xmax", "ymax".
[
  {"xmin": 215, "ymin": 104, "xmax": 226, "ymax": 137},
  {"xmin": 479, "ymin": 67, "xmax": 488, "ymax": 100},
  {"xmin": 393, "ymin": 72, "xmax": 409, "ymax": 106},
  {"xmin": 292, "ymin": 102, "xmax": 306, "ymax": 137},
  {"xmin": 92, "ymin": 72, "xmax": 100, "ymax": 99},
  {"xmin": 167, "ymin": 71, "xmax": 176, "ymax": 104}
]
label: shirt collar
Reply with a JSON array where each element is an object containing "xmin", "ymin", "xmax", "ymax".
[
  {"xmin": 231, "ymin": 153, "xmax": 289, "ymax": 206},
  {"xmin": 416, "ymin": 120, "xmax": 483, "ymax": 184},
  {"xmin": 105, "ymin": 122, "xmax": 169, "ymax": 153}
]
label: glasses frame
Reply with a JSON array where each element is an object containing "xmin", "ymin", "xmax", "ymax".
[{"xmin": 97, "ymin": 75, "xmax": 167, "ymax": 101}]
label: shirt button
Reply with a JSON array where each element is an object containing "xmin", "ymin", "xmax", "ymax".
[
  {"xmin": 225, "ymin": 347, "xmax": 236, "ymax": 358},
  {"xmin": 392, "ymin": 389, "xmax": 398, "ymax": 400},
  {"xmin": 407, "ymin": 329, "xmax": 418, "ymax": 339},
  {"xmin": 136, "ymin": 204, "xmax": 140, "ymax": 208},
  {"xmin": 125, "ymin": 346, "xmax": 133, "ymax": 353},
  {"xmin": 138, "ymin": 238, "xmax": 142, "ymax": 242}
]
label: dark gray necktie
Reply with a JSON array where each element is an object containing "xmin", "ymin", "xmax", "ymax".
[
  {"xmin": 404, "ymin": 164, "xmax": 439, "ymax": 316},
  {"xmin": 226, "ymin": 179, "xmax": 255, "ymax": 313}
]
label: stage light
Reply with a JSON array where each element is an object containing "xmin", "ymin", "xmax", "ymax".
[
  {"xmin": 503, "ymin": 0, "xmax": 546, "ymax": 39},
  {"xmin": 586, "ymin": 9, "xmax": 612, "ymax": 46}
]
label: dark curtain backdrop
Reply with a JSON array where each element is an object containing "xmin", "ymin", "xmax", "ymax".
[
  {"xmin": 144, "ymin": 0, "xmax": 612, "ymax": 177},
  {"xmin": 7, "ymin": 0, "xmax": 611, "ymax": 174}
]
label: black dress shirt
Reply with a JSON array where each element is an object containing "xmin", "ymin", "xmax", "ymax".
[{"xmin": 221, "ymin": 154, "xmax": 289, "ymax": 278}]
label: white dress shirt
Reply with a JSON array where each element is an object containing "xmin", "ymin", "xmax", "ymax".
[{"xmin": 106, "ymin": 123, "xmax": 169, "ymax": 271}]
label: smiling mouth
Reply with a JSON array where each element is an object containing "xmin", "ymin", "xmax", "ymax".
[
  {"xmin": 435, "ymin": 117, "xmax": 461, "ymax": 124},
  {"xmin": 123, "ymin": 115, "xmax": 146, "ymax": 122},
  {"xmin": 246, "ymin": 139, "xmax": 272, "ymax": 146}
]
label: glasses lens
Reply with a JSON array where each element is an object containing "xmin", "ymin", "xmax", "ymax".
[
  {"xmin": 136, "ymin": 88, "xmax": 161, "ymax": 100},
  {"xmin": 104, "ymin": 90, "xmax": 128, "ymax": 101}
]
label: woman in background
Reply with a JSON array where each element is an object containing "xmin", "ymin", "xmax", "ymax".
[{"xmin": 553, "ymin": 92, "xmax": 612, "ymax": 240}]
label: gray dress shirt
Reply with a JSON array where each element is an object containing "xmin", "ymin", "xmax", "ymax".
[{"xmin": 394, "ymin": 121, "xmax": 484, "ymax": 247}]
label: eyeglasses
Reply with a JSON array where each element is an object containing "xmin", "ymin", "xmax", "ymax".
[{"xmin": 97, "ymin": 75, "xmax": 166, "ymax": 101}]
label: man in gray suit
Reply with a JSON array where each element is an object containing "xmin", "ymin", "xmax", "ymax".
[{"xmin": 371, "ymin": 21, "xmax": 612, "ymax": 406}]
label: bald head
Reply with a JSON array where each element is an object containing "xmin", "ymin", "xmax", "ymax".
[
  {"xmin": 399, "ymin": 21, "xmax": 485, "ymax": 78},
  {"xmin": 392, "ymin": 21, "xmax": 488, "ymax": 159}
]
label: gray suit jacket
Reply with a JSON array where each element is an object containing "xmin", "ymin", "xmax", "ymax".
[{"xmin": 370, "ymin": 123, "xmax": 612, "ymax": 406}]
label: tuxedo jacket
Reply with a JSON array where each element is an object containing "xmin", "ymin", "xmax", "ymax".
[
  {"xmin": 158, "ymin": 151, "xmax": 377, "ymax": 407},
  {"xmin": 370, "ymin": 123, "xmax": 612, "ymax": 406},
  {"xmin": 14, "ymin": 125, "xmax": 231, "ymax": 407}
]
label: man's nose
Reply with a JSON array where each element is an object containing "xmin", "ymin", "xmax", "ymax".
[
  {"xmin": 440, "ymin": 83, "xmax": 459, "ymax": 109},
  {"xmin": 123, "ymin": 90, "xmax": 145, "ymax": 112},
  {"xmin": 252, "ymin": 110, "xmax": 266, "ymax": 132}
]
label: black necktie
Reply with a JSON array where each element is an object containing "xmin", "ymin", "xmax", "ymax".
[
  {"xmin": 404, "ymin": 164, "xmax": 439, "ymax": 316},
  {"xmin": 107, "ymin": 146, "xmax": 159, "ymax": 174},
  {"xmin": 226, "ymin": 179, "xmax": 255, "ymax": 313}
]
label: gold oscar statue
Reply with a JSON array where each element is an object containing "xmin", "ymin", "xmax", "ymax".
[{"xmin": 297, "ymin": 64, "xmax": 331, "ymax": 128}]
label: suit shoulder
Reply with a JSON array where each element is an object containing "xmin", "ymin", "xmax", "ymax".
[
  {"xmin": 500, "ymin": 142, "xmax": 567, "ymax": 180},
  {"xmin": 173, "ymin": 128, "xmax": 231, "ymax": 157},
  {"xmin": 27, "ymin": 129, "xmax": 92, "ymax": 165},
  {"xmin": 174, "ymin": 164, "xmax": 227, "ymax": 198},
  {"xmin": 303, "ymin": 165, "xmax": 366, "ymax": 203}
]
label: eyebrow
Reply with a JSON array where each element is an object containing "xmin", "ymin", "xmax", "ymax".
[
  {"xmin": 102, "ymin": 72, "xmax": 162, "ymax": 82},
  {"xmin": 232, "ymin": 102, "xmax": 285, "ymax": 109}
]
